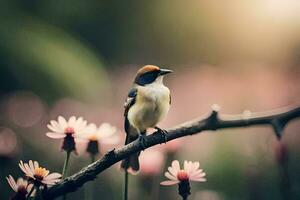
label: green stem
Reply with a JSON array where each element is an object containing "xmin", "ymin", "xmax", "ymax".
[
  {"xmin": 62, "ymin": 151, "xmax": 71, "ymax": 200},
  {"xmin": 123, "ymin": 171, "xmax": 129, "ymax": 200},
  {"xmin": 62, "ymin": 151, "xmax": 71, "ymax": 178}
]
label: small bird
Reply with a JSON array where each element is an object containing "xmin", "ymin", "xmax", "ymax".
[{"xmin": 121, "ymin": 65, "xmax": 173, "ymax": 174}]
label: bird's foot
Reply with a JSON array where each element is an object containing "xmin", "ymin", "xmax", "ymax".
[
  {"xmin": 138, "ymin": 134, "xmax": 147, "ymax": 150},
  {"xmin": 154, "ymin": 126, "xmax": 168, "ymax": 143}
]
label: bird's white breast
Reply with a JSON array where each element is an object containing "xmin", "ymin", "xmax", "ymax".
[{"xmin": 127, "ymin": 83, "xmax": 170, "ymax": 133}]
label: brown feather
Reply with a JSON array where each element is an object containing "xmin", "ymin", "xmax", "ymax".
[{"xmin": 136, "ymin": 65, "xmax": 160, "ymax": 77}]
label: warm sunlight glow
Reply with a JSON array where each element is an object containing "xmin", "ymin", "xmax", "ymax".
[{"xmin": 262, "ymin": 0, "xmax": 300, "ymax": 19}]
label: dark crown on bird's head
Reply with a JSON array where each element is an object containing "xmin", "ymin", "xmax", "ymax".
[{"xmin": 134, "ymin": 65, "xmax": 172, "ymax": 86}]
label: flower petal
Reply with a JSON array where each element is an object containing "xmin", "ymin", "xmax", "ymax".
[
  {"xmin": 24, "ymin": 163, "xmax": 34, "ymax": 177},
  {"xmin": 190, "ymin": 177, "xmax": 207, "ymax": 182},
  {"xmin": 42, "ymin": 179, "xmax": 57, "ymax": 185},
  {"xmin": 187, "ymin": 162, "xmax": 198, "ymax": 177},
  {"xmin": 68, "ymin": 116, "xmax": 76, "ymax": 127},
  {"xmin": 45, "ymin": 173, "xmax": 62, "ymax": 181},
  {"xmin": 51, "ymin": 120, "xmax": 64, "ymax": 132},
  {"xmin": 192, "ymin": 172, "xmax": 206, "ymax": 179},
  {"xmin": 34, "ymin": 161, "xmax": 39, "ymax": 168},
  {"xmin": 19, "ymin": 161, "xmax": 27, "ymax": 174},
  {"xmin": 29, "ymin": 160, "xmax": 35, "ymax": 172},
  {"xmin": 98, "ymin": 123, "xmax": 117, "ymax": 138},
  {"xmin": 6, "ymin": 175, "xmax": 17, "ymax": 192},
  {"xmin": 75, "ymin": 118, "xmax": 87, "ymax": 133},
  {"xmin": 16, "ymin": 177, "xmax": 25, "ymax": 186},
  {"xmin": 164, "ymin": 172, "xmax": 177, "ymax": 181},
  {"xmin": 46, "ymin": 132, "xmax": 66, "ymax": 139},
  {"xmin": 190, "ymin": 169, "xmax": 204, "ymax": 178},
  {"xmin": 19, "ymin": 161, "xmax": 33, "ymax": 177},
  {"xmin": 58, "ymin": 116, "xmax": 67, "ymax": 129},
  {"xmin": 48, "ymin": 121, "xmax": 63, "ymax": 133},
  {"xmin": 191, "ymin": 162, "xmax": 200, "ymax": 172},
  {"xmin": 74, "ymin": 137, "xmax": 87, "ymax": 143},
  {"xmin": 74, "ymin": 117, "xmax": 83, "ymax": 130},
  {"xmin": 85, "ymin": 123, "xmax": 97, "ymax": 134},
  {"xmin": 160, "ymin": 180, "xmax": 179, "ymax": 186},
  {"xmin": 184, "ymin": 160, "xmax": 188, "ymax": 172},
  {"xmin": 101, "ymin": 135, "xmax": 120, "ymax": 144},
  {"xmin": 171, "ymin": 160, "xmax": 180, "ymax": 173},
  {"xmin": 187, "ymin": 161, "xmax": 194, "ymax": 175},
  {"xmin": 168, "ymin": 166, "xmax": 178, "ymax": 177}
]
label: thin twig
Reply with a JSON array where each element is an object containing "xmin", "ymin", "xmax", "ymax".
[
  {"xmin": 45, "ymin": 105, "xmax": 300, "ymax": 199},
  {"xmin": 123, "ymin": 171, "xmax": 129, "ymax": 200}
]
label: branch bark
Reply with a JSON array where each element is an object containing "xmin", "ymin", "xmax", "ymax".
[{"xmin": 45, "ymin": 105, "xmax": 300, "ymax": 199}]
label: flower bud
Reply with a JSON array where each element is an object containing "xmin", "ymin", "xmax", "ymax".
[
  {"xmin": 178, "ymin": 180, "xmax": 191, "ymax": 200},
  {"xmin": 62, "ymin": 135, "xmax": 76, "ymax": 153},
  {"xmin": 86, "ymin": 141, "xmax": 99, "ymax": 155}
]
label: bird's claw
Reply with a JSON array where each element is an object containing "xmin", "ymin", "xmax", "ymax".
[
  {"xmin": 138, "ymin": 135, "xmax": 147, "ymax": 150},
  {"xmin": 155, "ymin": 127, "xmax": 168, "ymax": 144}
]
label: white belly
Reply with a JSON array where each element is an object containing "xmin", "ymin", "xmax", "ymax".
[{"xmin": 127, "ymin": 84, "xmax": 170, "ymax": 132}]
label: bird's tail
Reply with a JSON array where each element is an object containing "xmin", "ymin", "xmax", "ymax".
[{"xmin": 120, "ymin": 134, "xmax": 140, "ymax": 175}]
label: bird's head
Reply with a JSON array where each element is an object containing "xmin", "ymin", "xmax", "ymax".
[{"xmin": 134, "ymin": 65, "xmax": 173, "ymax": 86}]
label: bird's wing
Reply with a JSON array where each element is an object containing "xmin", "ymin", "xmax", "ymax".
[
  {"xmin": 124, "ymin": 87, "xmax": 138, "ymax": 135},
  {"xmin": 124, "ymin": 87, "xmax": 138, "ymax": 117}
]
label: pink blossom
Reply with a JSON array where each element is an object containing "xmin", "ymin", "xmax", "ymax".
[
  {"xmin": 19, "ymin": 160, "xmax": 61, "ymax": 186},
  {"xmin": 46, "ymin": 116, "xmax": 87, "ymax": 139},
  {"xmin": 76, "ymin": 122, "xmax": 120, "ymax": 155},
  {"xmin": 6, "ymin": 175, "xmax": 35, "ymax": 197},
  {"xmin": 161, "ymin": 160, "xmax": 206, "ymax": 186},
  {"xmin": 79, "ymin": 123, "xmax": 120, "ymax": 144}
]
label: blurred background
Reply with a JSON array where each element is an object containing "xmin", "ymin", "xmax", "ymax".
[{"xmin": 0, "ymin": 0, "xmax": 300, "ymax": 199}]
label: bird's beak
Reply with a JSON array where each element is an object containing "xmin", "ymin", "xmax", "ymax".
[{"xmin": 159, "ymin": 69, "xmax": 173, "ymax": 76}]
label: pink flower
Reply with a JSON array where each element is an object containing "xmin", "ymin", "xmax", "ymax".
[
  {"xmin": 6, "ymin": 175, "xmax": 34, "ymax": 197},
  {"xmin": 80, "ymin": 123, "xmax": 120, "ymax": 144},
  {"xmin": 77, "ymin": 123, "xmax": 120, "ymax": 155},
  {"xmin": 161, "ymin": 160, "xmax": 206, "ymax": 186},
  {"xmin": 46, "ymin": 116, "xmax": 87, "ymax": 152},
  {"xmin": 19, "ymin": 160, "xmax": 61, "ymax": 186},
  {"xmin": 46, "ymin": 116, "xmax": 87, "ymax": 139}
]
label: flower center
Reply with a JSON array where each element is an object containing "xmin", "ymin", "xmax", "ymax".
[
  {"xmin": 64, "ymin": 127, "xmax": 75, "ymax": 135},
  {"xmin": 177, "ymin": 170, "xmax": 189, "ymax": 181},
  {"xmin": 89, "ymin": 134, "xmax": 98, "ymax": 141},
  {"xmin": 33, "ymin": 167, "xmax": 49, "ymax": 181}
]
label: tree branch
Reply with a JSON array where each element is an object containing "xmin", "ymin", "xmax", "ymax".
[{"xmin": 45, "ymin": 105, "xmax": 300, "ymax": 199}]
